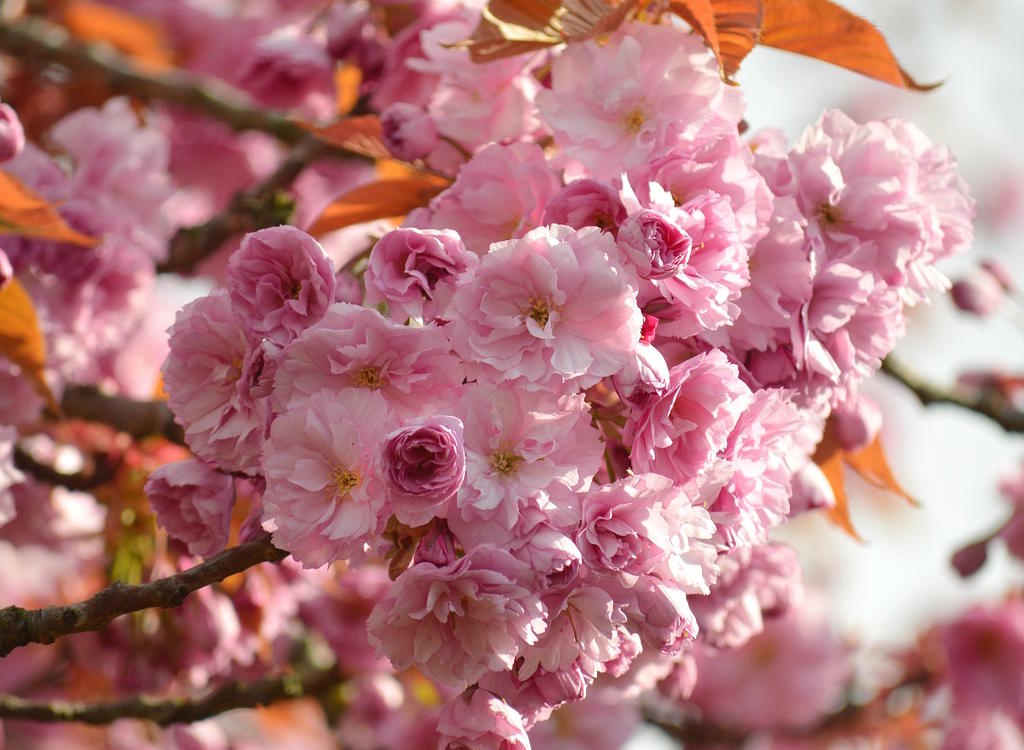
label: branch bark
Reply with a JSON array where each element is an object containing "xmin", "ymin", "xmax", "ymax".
[
  {"xmin": 59, "ymin": 384, "xmax": 184, "ymax": 445},
  {"xmin": 0, "ymin": 537, "xmax": 287, "ymax": 657},
  {"xmin": 0, "ymin": 667, "xmax": 339, "ymax": 726},
  {"xmin": 881, "ymin": 357, "xmax": 1024, "ymax": 433},
  {"xmin": 13, "ymin": 444, "xmax": 117, "ymax": 492},
  {"xmin": 157, "ymin": 136, "xmax": 325, "ymax": 274},
  {"xmin": 0, "ymin": 16, "xmax": 366, "ymax": 160}
]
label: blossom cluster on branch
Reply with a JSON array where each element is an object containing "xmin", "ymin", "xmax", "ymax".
[{"xmin": 0, "ymin": 1, "xmax": 1019, "ymax": 749}]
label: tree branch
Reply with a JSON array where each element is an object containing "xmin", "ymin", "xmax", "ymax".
[
  {"xmin": 157, "ymin": 136, "xmax": 324, "ymax": 274},
  {"xmin": 881, "ymin": 357, "xmax": 1024, "ymax": 433},
  {"xmin": 0, "ymin": 537, "xmax": 287, "ymax": 657},
  {"xmin": 0, "ymin": 667, "xmax": 339, "ymax": 726},
  {"xmin": 0, "ymin": 16, "xmax": 366, "ymax": 161},
  {"xmin": 59, "ymin": 384, "xmax": 184, "ymax": 445},
  {"xmin": 13, "ymin": 444, "xmax": 117, "ymax": 492}
]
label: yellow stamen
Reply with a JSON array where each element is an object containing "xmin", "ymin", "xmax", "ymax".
[{"xmin": 353, "ymin": 365, "xmax": 384, "ymax": 389}]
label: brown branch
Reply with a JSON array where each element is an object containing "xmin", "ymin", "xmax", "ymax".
[
  {"xmin": 157, "ymin": 136, "xmax": 324, "ymax": 274},
  {"xmin": 0, "ymin": 16, "xmax": 367, "ymax": 161},
  {"xmin": 0, "ymin": 536, "xmax": 287, "ymax": 657},
  {"xmin": 881, "ymin": 357, "xmax": 1024, "ymax": 433},
  {"xmin": 13, "ymin": 444, "xmax": 117, "ymax": 492},
  {"xmin": 0, "ymin": 666, "xmax": 339, "ymax": 726},
  {"xmin": 59, "ymin": 384, "xmax": 184, "ymax": 445}
]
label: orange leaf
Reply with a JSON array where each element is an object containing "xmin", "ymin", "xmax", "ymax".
[
  {"xmin": 669, "ymin": 0, "xmax": 763, "ymax": 81},
  {"xmin": 813, "ymin": 419, "xmax": 863, "ymax": 541},
  {"xmin": 307, "ymin": 175, "xmax": 450, "ymax": 236},
  {"xmin": 844, "ymin": 433, "xmax": 917, "ymax": 506},
  {"xmin": 63, "ymin": 1, "xmax": 175, "ymax": 71},
  {"xmin": 0, "ymin": 171, "xmax": 98, "ymax": 247},
  {"xmin": 455, "ymin": 0, "xmax": 641, "ymax": 62},
  {"xmin": 759, "ymin": 0, "xmax": 936, "ymax": 90},
  {"xmin": 0, "ymin": 279, "xmax": 56, "ymax": 411},
  {"xmin": 335, "ymin": 65, "xmax": 363, "ymax": 116},
  {"xmin": 306, "ymin": 115, "xmax": 392, "ymax": 161}
]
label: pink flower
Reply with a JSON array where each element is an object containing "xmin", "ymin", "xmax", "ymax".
[
  {"xmin": 617, "ymin": 209, "xmax": 693, "ymax": 280},
  {"xmin": 437, "ymin": 688, "xmax": 531, "ymax": 750},
  {"xmin": 446, "ymin": 225, "xmax": 642, "ymax": 391},
  {"xmin": 690, "ymin": 543, "xmax": 804, "ymax": 649},
  {"xmin": 537, "ymin": 22, "xmax": 743, "ymax": 179},
  {"xmin": 235, "ymin": 34, "xmax": 336, "ymax": 121},
  {"xmin": 627, "ymin": 134, "xmax": 773, "ymax": 253},
  {"xmin": 367, "ymin": 545, "xmax": 546, "ymax": 686},
  {"xmin": 707, "ymin": 388, "xmax": 802, "ymax": 548},
  {"xmin": 688, "ymin": 602, "xmax": 852, "ymax": 731},
  {"xmin": 942, "ymin": 711, "xmax": 1024, "ymax": 750},
  {"xmin": 162, "ymin": 290, "xmax": 268, "ymax": 474},
  {"xmin": 542, "ymin": 179, "xmax": 627, "ymax": 232},
  {"xmin": 937, "ymin": 601, "xmax": 1024, "ymax": 717},
  {"xmin": 577, "ymin": 474, "xmax": 715, "ymax": 589},
  {"xmin": 272, "ymin": 302, "xmax": 464, "ymax": 417},
  {"xmin": 384, "ymin": 416, "xmax": 466, "ymax": 527},
  {"xmin": 625, "ymin": 349, "xmax": 751, "ymax": 484},
  {"xmin": 145, "ymin": 459, "xmax": 235, "ymax": 558},
  {"xmin": 226, "ymin": 226, "xmax": 337, "ymax": 346},
  {"xmin": 261, "ymin": 390, "xmax": 395, "ymax": 568},
  {"xmin": 413, "ymin": 143, "xmax": 560, "ymax": 254},
  {"xmin": 0, "ymin": 102, "xmax": 24, "ymax": 163},
  {"xmin": 786, "ymin": 110, "xmax": 974, "ymax": 303},
  {"xmin": 364, "ymin": 227, "xmax": 477, "ymax": 323},
  {"xmin": 448, "ymin": 385, "xmax": 602, "ymax": 540},
  {"xmin": 381, "ymin": 103, "xmax": 439, "ymax": 162}
]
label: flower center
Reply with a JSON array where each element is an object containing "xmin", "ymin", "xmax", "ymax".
[
  {"xmin": 622, "ymin": 105, "xmax": 648, "ymax": 135},
  {"xmin": 353, "ymin": 365, "xmax": 384, "ymax": 389},
  {"xmin": 289, "ymin": 280, "xmax": 302, "ymax": 299},
  {"xmin": 490, "ymin": 450, "xmax": 524, "ymax": 477},
  {"xmin": 524, "ymin": 296, "xmax": 551, "ymax": 327},
  {"xmin": 331, "ymin": 466, "xmax": 361, "ymax": 495},
  {"xmin": 817, "ymin": 203, "xmax": 842, "ymax": 225}
]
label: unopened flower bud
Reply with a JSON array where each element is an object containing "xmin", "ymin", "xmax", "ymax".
[
  {"xmin": 833, "ymin": 394, "xmax": 882, "ymax": 452},
  {"xmin": 617, "ymin": 208, "xmax": 692, "ymax": 279},
  {"xmin": 951, "ymin": 270, "xmax": 1005, "ymax": 317},
  {"xmin": 381, "ymin": 103, "xmax": 438, "ymax": 162},
  {"xmin": 0, "ymin": 103, "xmax": 25, "ymax": 163}
]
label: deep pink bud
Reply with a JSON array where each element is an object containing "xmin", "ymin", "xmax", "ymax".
[
  {"xmin": 617, "ymin": 209, "xmax": 693, "ymax": 280},
  {"xmin": 951, "ymin": 271, "xmax": 1005, "ymax": 317},
  {"xmin": 832, "ymin": 394, "xmax": 883, "ymax": 452},
  {"xmin": 383, "ymin": 415, "xmax": 465, "ymax": 526},
  {"xmin": 0, "ymin": 103, "xmax": 25, "ymax": 163},
  {"xmin": 381, "ymin": 103, "xmax": 438, "ymax": 162}
]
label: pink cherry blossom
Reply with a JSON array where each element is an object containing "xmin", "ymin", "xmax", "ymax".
[
  {"xmin": 145, "ymin": 459, "xmax": 235, "ymax": 558},
  {"xmin": 412, "ymin": 143, "xmax": 560, "ymax": 254},
  {"xmin": 367, "ymin": 545, "xmax": 547, "ymax": 686},
  {"xmin": 383, "ymin": 415, "xmax": 466, "ymax": 527},
  {"xmin": 446, "ymin": 225, "xmax": 642, "ymax": 391},
  {"xmin": 261, "ymin": 390, "xmax": 395, "ymax": 568},
  {"xmin": 437, "ymin": 688, "xmax": 532, "ymax": 750},
  {"xmin": 542, "ymin": 179, "xmax": 627, "ymax": 232},
  {"xmin": 234, "ymin": 34, "xmax": 336, "ymax": 121},
  {"xmin": 0, "ymin": 102, "xmax": 24, "ymax": 163},
  {"xmin": 226, "ymin": 226, "xmax": 337, "ymax": 346},
  {"xmin": 537, "ymin": 22, "xmax": 743, "ymax": 179},
  {"xmin": 272, "ymin": 302, "xmax": 464, "ymax": 417},
  {"xmin": 162, "ymin": 290, "xmax": 268, "ymax": 474}
]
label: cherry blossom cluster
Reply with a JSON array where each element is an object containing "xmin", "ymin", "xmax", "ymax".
[{"xmin": 142, "ymin": 13, "xmax": 976, "ymax": 745}]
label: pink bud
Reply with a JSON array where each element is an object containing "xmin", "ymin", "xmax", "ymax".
[
  {"xmin": 980, "ymin": 259, "xmax": 1016, "ymax": 293},
  {"xmin": 833, "ymin": 394, "xmax": 882, "ymax": 452},
  {"xmin": 951, "ymin": 539, "xmax": 990, "ymax": 578},
  {"xmin": 381, "ymin": 103, "xmax": 438, "ymax": 162},
  {"xmin": 0, "ymin": 103, "xmax": 25, "ymax": 163},
  {"xmin": 951, "ymin": 270, "xmax": 1005, "ymax": 317}
]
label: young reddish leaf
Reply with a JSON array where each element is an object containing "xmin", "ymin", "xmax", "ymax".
[
  {"xmin": 813, "ymin": 419, "xmax": 863, "ymax": 541},
  {"xmin": 62, "ymin": 1, "xmax": 175, "ymax": 71},
  {"xmin": 845, "ymin": 434, "xmax": 917, "ymax": 506},
  {"xmin": 0, "ymin": 278, "xmax": 57, "ymax": 411},
  {"xmin": 455, "ymin": 0, "xmax": 640, "ymax": 62},
  {"xmin": 305, "ymin": 115, "xmax": 392, "ymax": 161},
  {"xmin": 0, "ymin": 171, "xmax": 98, "ymax": 247},
  {"xmin": 669, "ymin": 0, "xmax": 763, "ymax": 80},
  {"xmin": 759, "ymin": 0, "xmax": 936, "ymax": 90},
  {"xmin": 307, "ymin": 175, "xmax": 450, "ymax": 236},
  {"xmin": 335, "ymin": 65, "xmax": 363, "ymax": 117}
]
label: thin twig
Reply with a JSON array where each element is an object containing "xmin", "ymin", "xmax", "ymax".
[
  {"xmin": 0, "ymin": 667, "xmax": 339, "ymax": 726},
  {"xmin": 0, "ymin": 16, "xmax": 365, "ymax": 160},
  {"xmin": 0, "ymin": 536, "xmax": 287, "ymax": 657},
  {"xmin": 157, "ymin": 136, "xmax": 325, "ymax": 274},
  {"xmin": 12, "ymin": 444, "xmax": 117, "ymax": 492},
  {"xmin": 881, "ymin": 357, "xmax": 1024, "ymax": 433},
  {"xmin": 59, "ymin": 384, "xmax": 184, "ymax": 445}
]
